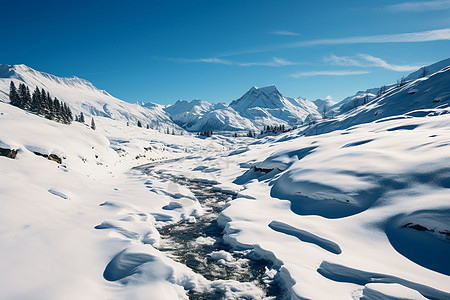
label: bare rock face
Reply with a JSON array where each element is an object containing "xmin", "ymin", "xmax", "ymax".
[
  {"xmin": 33, "ymin": 151, "xmax": 62, "ymax": 164},
  {"xmin": 0, "ymin": 147, "xmax": 18, "ymax": 159}
]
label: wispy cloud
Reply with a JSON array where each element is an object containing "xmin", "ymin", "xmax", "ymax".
[
  {"xmin": 240, "ymin": 57, "xmax": 299, "ymax": 67},
  {"xmin": 169, "ymin": 57, "xmax": 233, "ymax": 65},
  {"xmin": 218, "ymin": 28, "xmax": 450, "ymax": 57},
  {"xmin": 324, "ymin": 55, "xmax": 364, "ymax": 67},
  {"xmin": 325, "ymin": 54, "xmax": 420, "ymax": 71},
  {"xmin": 386, "ymin": 0, "xmax": 450, "ymax": 12},
  {"xmin": 167, "ymin": 57, "xmax": 303, "ymax": 67},
  {"xmin": 290, "ymin": 70, "xmax": 370, "ymax": 78},
  {"xmin": 359, "ymin": 54, "xmax": 420, "ymax": 71},
  {"xmin": 287, "ymin": 28, "xmax": 450, "ymax": 47},
  {"xmin": 270, "ymin": 30, "xmax": 300, "ymax": 36}
]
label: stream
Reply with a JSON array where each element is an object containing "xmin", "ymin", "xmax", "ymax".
[{"xmin": 137, "ymin": 163, "xmax": 284, "ymax": 299}]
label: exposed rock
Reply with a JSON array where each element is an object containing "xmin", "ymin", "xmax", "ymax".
[
  {"xmin": 0, "ymin": 147, "xmax": 18, "ymax": 159},
  {"xmin": 33, "ymin": 151, "xmax": 62, "ymax": 164}
]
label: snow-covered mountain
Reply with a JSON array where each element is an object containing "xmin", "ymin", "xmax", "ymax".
[
  {"xmin": 163, "ymin": 99, "xmax": 227, "ymax": 130},
  {"xmin": 163, "ymin": 99, "xmax": 258, "ymax": 132},
  {"xmin": 0, "ymin": 64, "xmax": 322, "ymax": 133},
  {"xmin": 163, "ymin": 85, "xmax": 322, "ymax": 132},
  {"xmin": 0, "ymin": 64, "xmax": 181, "ymax": 131},
  {"xmin": 229, "ymin": 85, "xmax": 318, "ymax": 127},
  {"xmin": 406, "ymin": 57, "xmax": 450, "ymax": 81},
  {"xmin": 313, "ymin": 98, "xmax": 336, "ymax": 114},
  {"xmin": 327, "ymin": 58, "xmax": 450, "ymax": 118},
  {"xmin": 304, "ymin": 59, "xmax": 450, "ymax": 136}
]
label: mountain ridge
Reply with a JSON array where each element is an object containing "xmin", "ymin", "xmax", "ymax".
[{"xmin": 1, "ymin": 58, "xmax": 449, "ymax": 133}]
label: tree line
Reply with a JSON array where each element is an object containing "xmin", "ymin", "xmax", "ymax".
[{"xmin": 9, "ymin": 81, "xmax": 73, "ymax": 124}]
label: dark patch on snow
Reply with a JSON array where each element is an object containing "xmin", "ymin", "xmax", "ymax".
[
  {"xmin": 317, "ymin": 261, "xmax": 450, "ymax": 300},
  {"xmin": 33, "ymin": 152, "xmax": 62, "ymax": 164},
  {"xmin": 0, "ymin": 147, "xmax": 18, "ymax": 159},
  {"xmin": 342, "ymin": 139, "xmax": 374, "ymax": 148},
  {"xmin": 387, "ymin": 124, "xmax": 419, "ymax": 132},
  {"xmin": 103, "ymin": 249, "xmax": 156, "ymax": 282},
  {"xmin": 269, "ymin": 221, "xmax": 341, "ymax": 254},
  {"xmin": 386, "ymin": 210, "xmax": 450, "ymax": 276}
]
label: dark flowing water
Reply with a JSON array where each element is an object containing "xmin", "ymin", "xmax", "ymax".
[{"xmin": 137, "ymin": 165, "xmax": 283, "ymax": 299}]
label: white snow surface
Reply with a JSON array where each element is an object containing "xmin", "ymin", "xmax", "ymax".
[{"xmin": 1, "ymin": 59, "xmax": 449, "ymax": 299}]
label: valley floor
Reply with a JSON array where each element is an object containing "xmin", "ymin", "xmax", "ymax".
[{"xmin": 1, "ymin": 101, "xmax": 449, "ymax": 299}]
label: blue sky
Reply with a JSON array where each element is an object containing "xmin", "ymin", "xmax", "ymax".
[{"xmin": 2, "ymin": 0, "xmax": 450, "ymax": 104}]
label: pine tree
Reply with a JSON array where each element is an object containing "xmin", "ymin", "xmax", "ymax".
[
  {"xmin": 63, "ymin": 103, "xmax": 73, "ymax": 124},
  {"xmin": 17, "ymin": 83, "xmax": 28, "ymax": 109},
  {"xmin": 91, "ymin": 118, "xmax": 96, "ymax": 130},
  {"xmin": 40, "ymin": 88, "xmax": 49, "ymax": 117},
  {"xmin": 146, "ymin": 124, "xmax": 149, "ymax": 129},
  {"xmin": 79, "ymin": 112, "xmax": 85, "ymax": 123},
  {"xmin": 53, "ymin": 98, "xmax": 61, "ymax": 121},
  {"xmin": 9, "ymin": 81, "xmax": 20, "ymax": 106},
  {"xmin": 24, "ymin": 86, "xmax": 32, "ymax": 110},
  {"xmin": 137, "ymin": 120, "xmax": 142, "ymax": 127},
  {"xmin": 31, "ymin": 87, "xmax": 41, "ymax": 114}
]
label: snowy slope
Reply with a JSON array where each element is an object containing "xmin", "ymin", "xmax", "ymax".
[
  {"xmin": 329, "ymin": 58, "xmax": 450, "ymax": 117},
  {"xmin": 0, "ymin": 64, "xmax": 180, "ymax": 130},
  {"xmin": 0, "ymin": 101, "xmax": 248, "ymax": 300},
  {"xmin": 1, "ymin": 58, "xmax": 449, "ymax": 299},
  {"xmin": 406, "ymin": 57, "xmax": 450, "ymax": 81},
  {"xmin": 187, "ymin": 107, "xmax": 258, "ymax": 132},
  {"xmin": 306, "ymin": 62, "xmax": 450, "ymax": 136},
  {"xmin": 217, "ymin": 112, "xmax": 450, "ymax": 299},
  {"xmin": 313, "ymin": 98, "xmax": 336, "ymax": 114}
]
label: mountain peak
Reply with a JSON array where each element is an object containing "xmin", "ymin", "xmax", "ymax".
[
  {"xmin": 230, "ymin": 85, "xmax": 284, "ymax": 111},
  {"xmin": 248, "ymin": 85, "xmax": 281, "ymax": 97}
]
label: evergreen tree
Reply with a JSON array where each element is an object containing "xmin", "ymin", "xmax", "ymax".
[
  {"xmin": 63, "ymin": 103, "xmax": 73, "ymax": 124},
  {"xmin": 31, "ymin": 87, "xmax": 41, "ymax": 114},
  {"xmin": 137, "ymin": 120, "xmax": 142, "ymax": 127},
  {"xmin": 17, "ymin": 83, "xmax": 28, "ymax": 109},
  {"xmin": 53, "ymin": 98, "xmax": 61, "ymax": 121},
  {"xmin": 9, "ymin": 81, "xmax": 20, "ymax": 107},
  {"xmin": 146, "ymin": 124, "xmax": 150, "ymax": 129},
  {"xmin": 91, "ymin": 118, "xmax": 96, "ymax": 130},
  {"xmin": 421, "ymin": 67, "xmax": 428, "ymax": 78},
  {"xmin": 79, "ymin": 112, "xmax": 85, "ymax": 123},
  {"xmin": 9, "ymin": 83, "xmax": 72, "ymax": 125},
  {"xmin": 40, "ymin": 88, "xmax": 49, "ymax": 117},
  {"xmin": 46, "ymin": 92, "xmax": 54, "ymax": 120},
  {"xmin": 24, "ymin": 86, "xmax": 32, "ymax": 110}
]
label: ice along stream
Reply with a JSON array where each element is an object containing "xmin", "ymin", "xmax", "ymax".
[{"xmin": 136, "ymin": 163, "xmax": 284, "ymax": 299}]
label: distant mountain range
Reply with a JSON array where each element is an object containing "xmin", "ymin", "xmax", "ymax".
[{"xmin": 1, "ymin": 58, "xmax": 449, "ymax": 132}]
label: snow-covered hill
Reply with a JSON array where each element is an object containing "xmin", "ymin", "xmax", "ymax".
[
  {"xmin": 305, "ymin": 61, "xmax": 450, "ymax": 136},
  {"xmin": 1, "ymin": 58, "xmax": 449, "ymax": 300},
  {"xmin": 327, "ymin": 58, "xmax": 450, "ymax": 118},
  {"xmin": 0, "ymin": 64, "xmax": 180, "ymax": 131}
]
